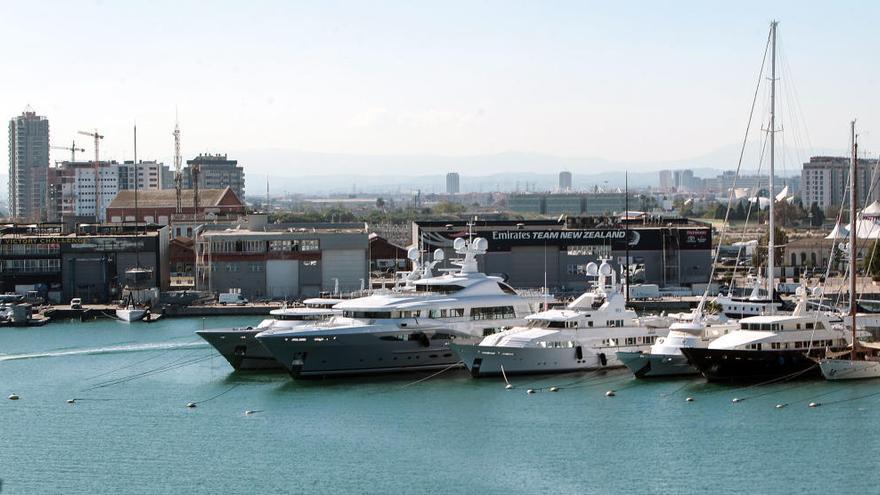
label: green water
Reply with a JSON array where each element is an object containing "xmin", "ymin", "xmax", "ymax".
[{"xmin": 1, "ymin": 317, "xmax": 879, "ymax": 494}]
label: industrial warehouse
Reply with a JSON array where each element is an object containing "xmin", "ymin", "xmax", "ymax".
[{"xmin": 412, "ymin": 216, "xmax": 712, "ymax": 294}]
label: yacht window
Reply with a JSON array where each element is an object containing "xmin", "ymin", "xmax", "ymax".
[
  {"xmin": 741, "ymin": 323, "xmax": 748, "ymax": 330},
  {"xmin": 547, "ymin": 321, "xmax": 567, "ymax": 328},
  {"xmin": 771, "ymin": 342, "xmax": 781, "ymax": 349},
  {"xmin": 806, "ymin": 323, "xmax": 814, "ymax": 330},
  {"xmin": 816, "ymin": 323, "xmax": 824, "ymax": 330},
  {"xmin": 379, "ymin": 334, "xmax": 406, "ymax": 341},
  {"xmin": 482, "ymin": 328, "xmax": 498, "ymax": 337},
  {"xmin": 391, "ymin": 310, "xmax": 420, "ymax": 318},
  {"xmin": 796, "ymin": 324, "xmax": 801, "ymax": 330},
  {"xmin": 496, "ymin": 282, "xmax": 518, "ymax": 295},
  {"xmin": 588, "ymin": 321, "xmax": 593, "ymax": 327},
  {"xmin": 432, "ymin": 333, "xmax": 454, "ymax": 340},
  {"xmin": 343, "ymin": 311, "xmax": 392, "ymax": 319},
  {"xmin": 625, "ymin": 337, "xmax": 637, "ymax": 345},
  {"xmin": 527, "ymin": 319, "xmax": 549, "ymax": 328},
  {"xmin": 471, "ymin": 306, "xmax": 516, "ymax": 321},
  {"xmin": 760, "ymin": 324, "xmax": 771, "ymax": 331},
  {"xmin": 643, "ymin": 336, "xmax": 656, "ymax": 344},
  {"xmin": 415, "ymin": 284, "xmax": 465, "ymax": 294}
]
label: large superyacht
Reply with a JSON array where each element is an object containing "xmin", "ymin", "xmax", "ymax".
[
  {"xmin": 197, "ymin": 246, "xmax": 445, "ymax": 370},
  {"xmin": 256, "ymin": 237, "xmax": 541, "ymax": 378},
  {"xmin": 451, "ymin": 260, "xmax": 670, "ymax": 377}
]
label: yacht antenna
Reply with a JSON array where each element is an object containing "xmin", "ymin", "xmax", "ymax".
[
  {"xmin": 767, "ymin": 20, "xmax": 777, "ymax": 312},
  {"xmin": 850, "ymin": 120, "xmax": 858, "ymax": 359}
]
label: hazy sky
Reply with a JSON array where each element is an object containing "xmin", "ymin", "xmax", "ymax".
[{"xmin": 2, "ymin": 1, "xmax": 878, "ymax": 174}]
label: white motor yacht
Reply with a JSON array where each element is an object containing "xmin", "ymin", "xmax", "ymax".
[{"xmin": 451, "ymin": 260, "xmax": 669, "ymax": 377}]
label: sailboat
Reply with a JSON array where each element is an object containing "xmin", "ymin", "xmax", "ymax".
[
  {"xmin": 819, "ymin": 122, "xmax": 880, "ymax": 380},
  {"xmin": 116, "ymin": 124, "xmax": 153, "ymax": 323}
]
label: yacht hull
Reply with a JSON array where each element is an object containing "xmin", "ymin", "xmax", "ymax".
[
  {"xmin": 451, "ymin": 343, "xmax": 629, "ymax": 377},
  {"xmin": 256, "ymin": 332, "xmax": 475, "ymax": 378},
  {"xmin": 116, "ymin": 308, "xmax": 146, "ymax": 322},
  {"xmin": 681, "ymin": 347, "xmax": 824, "ymax": 383},
  {"xmin": 819, "ymin": 359, "xmax": 880, "ymax": 380},
  {"xmin": 196, "ymin": 329, "xmax": 283, "ymax": 371},
  {"xmin": 616, "ymin": 351, "xmax": 698, "ymax": 378}
]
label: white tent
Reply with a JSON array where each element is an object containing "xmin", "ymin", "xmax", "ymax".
[
  {"xmin": 825, "ymin": 219, "xmax": 880, "ymax": 240},
  {"xmin": 863, "ymin": 201, "xmax": 880, "ymax": 217}
]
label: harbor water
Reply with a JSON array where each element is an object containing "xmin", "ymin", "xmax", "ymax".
[{"xmin": 1, "ymin": 317, "xmax": 878, "ymax": 494}]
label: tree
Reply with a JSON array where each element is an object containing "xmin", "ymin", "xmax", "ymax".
[
  {"xmin": 752, "ymin": 226, "xmax": 789, "ymax": 271},
  {"xmin": 809, "ymin": 202, "xmax": 825, "ymax": 227},
  {"xmin": 865, "ymin": 241, "xmax": 880, "ymax": 281}
]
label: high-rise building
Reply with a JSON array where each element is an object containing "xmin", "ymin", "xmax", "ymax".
[
  {"xmin": 801, "ymin": 156, "xmax": 880, "ymax": 211},
  {"xmin": 446, "ymin": 172, "xmax": 460, "ymax": 194},
  {"xmin": 659, "ymin": 170, "xmax": 672, "ymax": 192},
  {"xmin": 8, "ymin": 109, "xmax": 50, "ymax": 221},
  {"xmin": 47, "ymin": 160, "xmax": 169, "ymax": 222},
  {"xmin": 558, "ymin": 171, "xmax": 572, "ymax": 191},
  {"xmin": 184, "ymin": 154, "xmax": 245, "ymax": 200}
]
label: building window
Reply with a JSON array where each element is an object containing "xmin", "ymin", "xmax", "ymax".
[{"xmin": 300, "ymin": 239, "xmax": 320, "ymax": 252}]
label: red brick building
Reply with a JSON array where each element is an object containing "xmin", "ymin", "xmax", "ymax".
[{"xmin": 106, "ymin": 187, "xmax": 246, "ymax": 225}]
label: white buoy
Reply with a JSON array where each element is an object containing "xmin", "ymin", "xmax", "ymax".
[
  {"xmin": 808, "ymin": 402, "xmax": 820, "ymax": 408},
  {"xmin": 67, "ymin": 399, "xmax": 76, "ymax": 404},
  {"xmin": 605, "ymin": 390, "xmax": 616, "ymax": 397},
  {"xmin": 526, "ymin": 389, "xmax": 535, "ymax": 394},
  {"xmin": 775, "ymin": 404, "xmax": 786, "ymax": 409},
  {"xmin": 731, "ymin": 397, "xmax": 741, "ymax": 403},
  {"xmin": 549, "ymin": 386, "xmax": 559, "ymax": 392},
  {"xmin": 8, "ymin": 393, "xmax": 19, "ymax": 400},
  {"xmin": 505, "ymin": 384, "xmax": 513, "ymax": 390},
  {"xmin": 685, "ymin": 397, "xmax": 694, "ymax": 402},
  {"xmin": 186, "ymin": 402, "xmax": 197, "ymax": 408}
]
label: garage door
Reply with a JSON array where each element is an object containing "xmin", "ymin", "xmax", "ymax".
[
  {"xmin": 266, "ymin": 260, "xmax": 299, "ymax": 300},
  {"xmin": 321, "ymin": 250, "xmax": 366, "ymax": 293}
]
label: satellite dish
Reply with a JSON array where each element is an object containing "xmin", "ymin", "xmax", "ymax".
[
  {"xmin": 453, "ymin": 238, "xmax": 466, "ymax": 251},
  {"xmin": 598, "ymin": 262, "xmax": 613, "ymax": 276},
  {"xmin": 473, "ymin": 237, "xmax": 488, "ymax": 252},
  {"xmin": 407, "ymin": 247, "xmax": 420, "ymax": 261},
  {"xmin": 585, "ymin": 262, "xmax": 599, "ymax": 276},
  {"xmin": 433, "ymin": 249, "xmax": 445, "ymax": 261}
]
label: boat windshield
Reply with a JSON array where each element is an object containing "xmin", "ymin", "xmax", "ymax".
[
  {"xmin": 276, "ymin": 314, "xmax": 327, "ymax": 321},
  {"xmin": 415, "ymin": 284, "xmax": 464, "ymax": 294}
]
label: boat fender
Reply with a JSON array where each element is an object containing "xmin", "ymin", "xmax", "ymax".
[
  {"xmin": 775, "ymin": 404, "xmax": 786, "ymax": 409},
  {"xmin": 186, "ymin": 402, "xmax": 197, "ymax": 408},
  {"xmin": 731, "ymin": 398, "xmax": 741, "ymax": 403},
  {"xmin": 808, "ymin": 402, "xmax": 820, "ymax": 408},
  {"xmin": 599, "ymin": 353, "xmax": 607, "ymax": 366},
  {"xmin": 605, "ymin": 390, "xmax": 615, "ymax": 397},
  {"xmin": 685, "ymin": 397, "xmax": 694, "ymax": 402}
]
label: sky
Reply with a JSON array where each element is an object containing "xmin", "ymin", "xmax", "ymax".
[{"xmin": 2, "ymin": 0, "xmax": 879, "ymax": 176}]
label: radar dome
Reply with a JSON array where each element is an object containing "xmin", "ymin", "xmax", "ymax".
[
  {"xmin": 585, "ymin": 262, "xmax": 599, "ymax": 276},
  {"xmin": 598, "ymin": 262, "xmax": 613, "ymax": 276},
  {"xmin": 433, "ymin": 249, "xmax": 445, "ymax": 261},
  {"xmin": 407, "ymin": 247, "xmax": 420, "ymax": 261},
  {"xmin": 473, "ymin": 237, "xmax": 488, "ymax": 252},
  {"xmin": 453, "ymin": 238, "xmax": 466, "ymax": 251}
]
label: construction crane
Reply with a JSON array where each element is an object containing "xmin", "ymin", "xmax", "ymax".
[
  {"xmin": 51, "ymin": 141, "xmax": 86, "ymax": 162},
  {"xmin": 173, "ymin": 120, "xmax": 182, "ymax": 214},
  {"xmin": 77, "ymin": 129, "xmax": 105, "ymax": 221}
]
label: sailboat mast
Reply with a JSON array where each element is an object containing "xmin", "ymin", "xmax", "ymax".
[
  {"xmin": 767, "ymin": 20, "xmax": 777, "ymax": 310},
  {"xmin": 850, "ymin": 120, "xmax": 858, "ymax": 358}
]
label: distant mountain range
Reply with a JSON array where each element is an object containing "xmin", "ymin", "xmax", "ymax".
[
  {"xmin": 232, "ymin": 143, "xmax": 830, "ymax": 196},
  {"xmin": 0, "ymin": 142, "xmax": 840, "ymax": 201}
]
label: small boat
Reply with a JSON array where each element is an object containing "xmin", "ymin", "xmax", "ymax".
[{"xmin": 116, "ymin": 293, "xmax": 147, "ymax": 322}]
